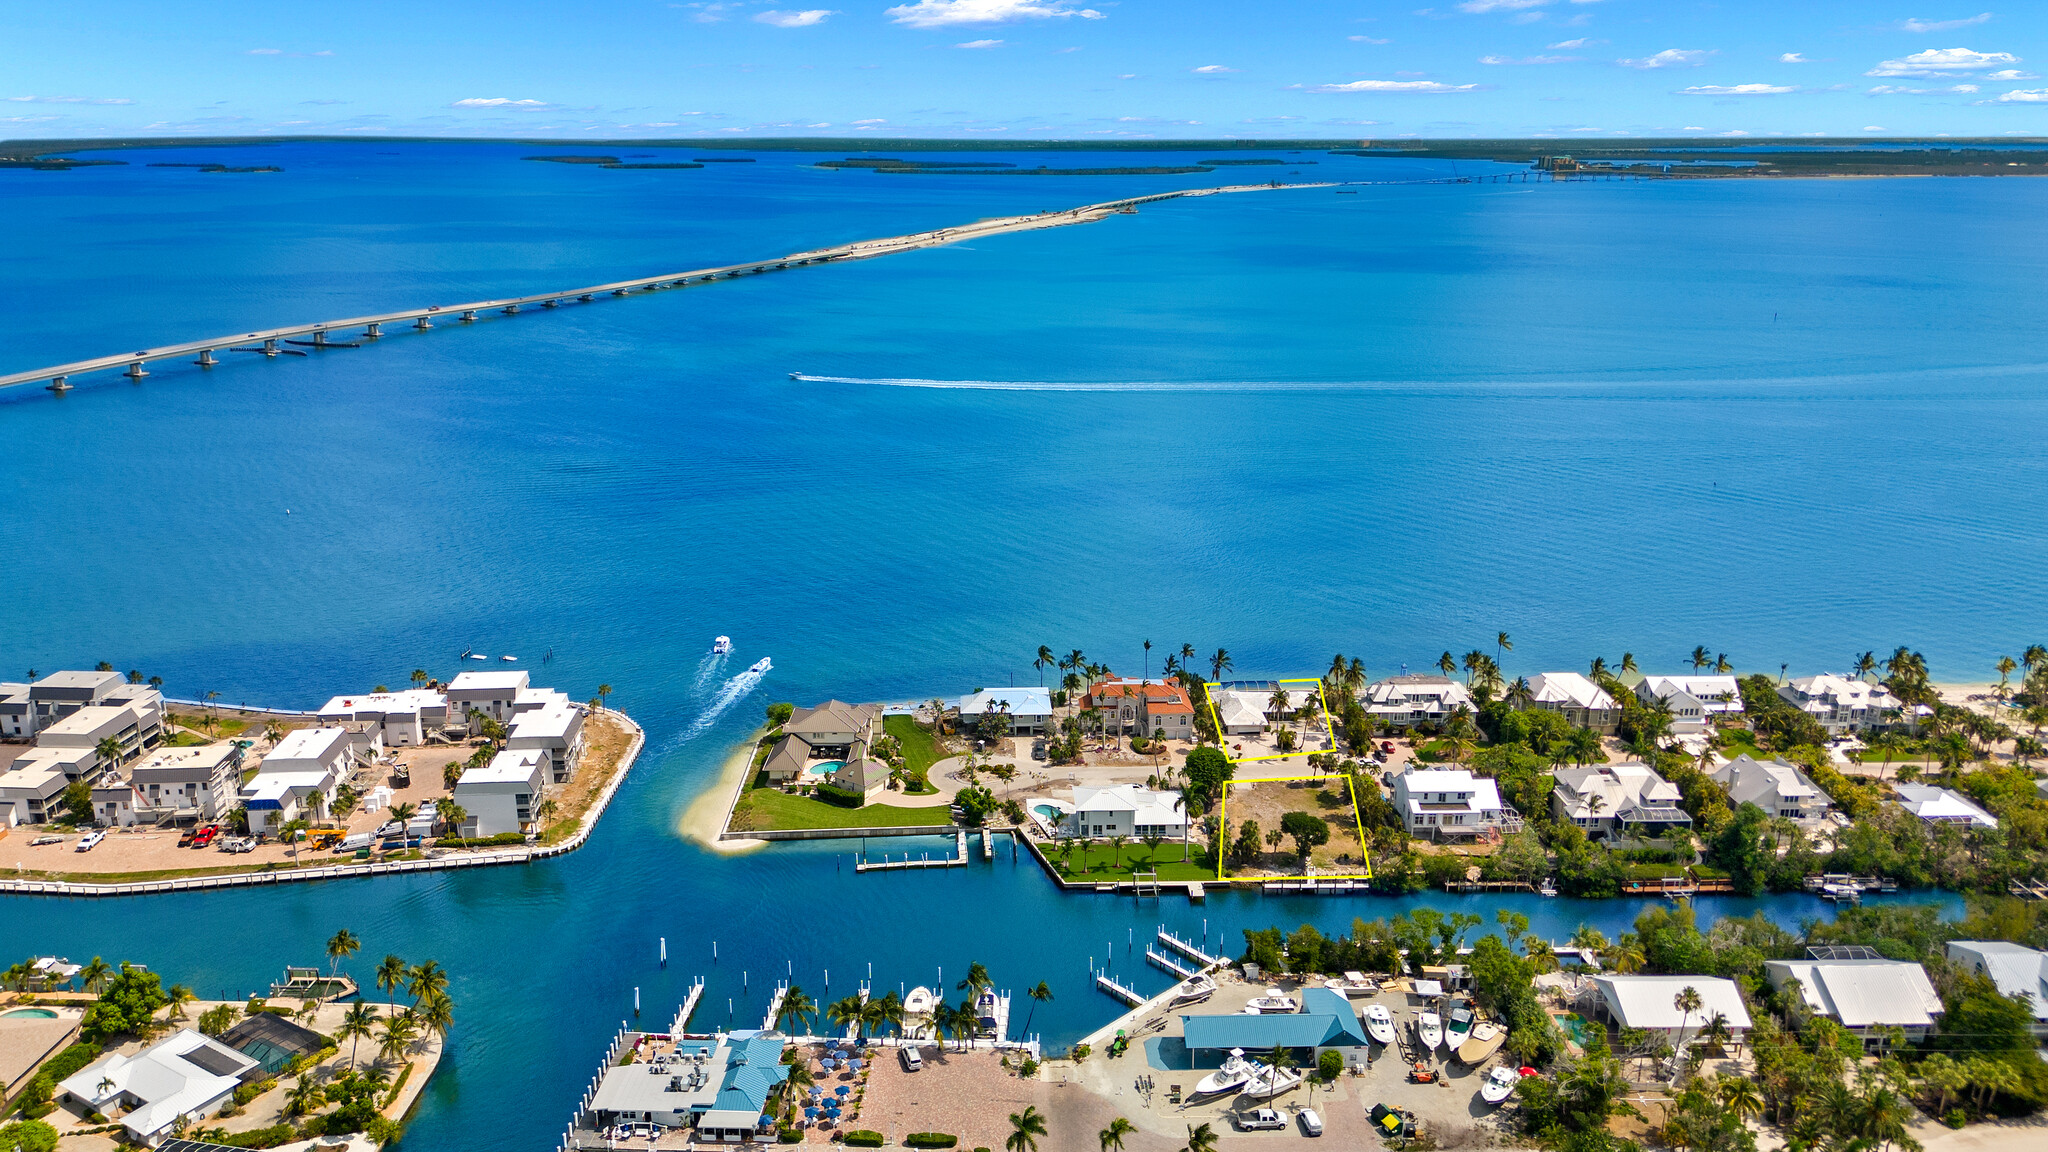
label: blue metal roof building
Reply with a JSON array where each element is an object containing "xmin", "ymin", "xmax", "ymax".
[{"xmin": 1180, "ymin": 988, "xmax": 1369, "ymax": 1067}]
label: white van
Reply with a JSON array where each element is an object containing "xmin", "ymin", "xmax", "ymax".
[
  {"xmin": 900, "ymin": 1046, "xmax": 923, "ymax": 1072},
  {"xmin": 1298, "ymin": 1109, "xmax": 1324, "ymax": 1137},
  {"xmin": 336, "ymin": 832, "xmax": 373, "ymax": 853}
]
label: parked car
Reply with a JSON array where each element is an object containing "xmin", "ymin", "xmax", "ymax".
[
  {"xmin": 220, "ymin": 836, "xmax": 256, "ymax": 854},
  {"xmin": 900, "ymin": 1046, "xmax": 924, "ymax": 1072},
  {"xmin": 76, "ymin": 830, "xmax": 107, "ymax": 852},
  {"xmin": 1235, "ymin": 1109, "xmax": 1287, "ymax": 1132},
  {"xmin": 1297, "ymin": 1109, "xmax": 1323, "ymax": 1137},
  {"xmin": 190, "ymin": 825, "xmax": 220, "ymax": 848},
  {"xmin": 176, "ymin": 827, "xmax": 196, "ymax": 847}
]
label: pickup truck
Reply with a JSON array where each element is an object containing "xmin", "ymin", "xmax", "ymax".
[
  {"xmin": 76, "ymin": 830, "xmax": 107, "ymax": 852},
  {"xmin": 1235, "ymin": 1109, "xmax": 1287, "ymax": 1132},
  {"xmin": 191, "ymin": 825, "xmax": 220, "ymax": 848}
]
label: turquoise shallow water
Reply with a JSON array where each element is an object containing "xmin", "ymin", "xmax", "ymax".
[{"xmin": 0, "ymin": 142, "xmax": 2027, "ymax": 1147}]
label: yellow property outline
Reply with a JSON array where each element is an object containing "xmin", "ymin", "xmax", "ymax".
[
  {"xmin": 1216, "ymin": 770, "xmax": 1374, "ymax": 881},
  {"xmin": 1202, "ymin": 677, "xmax": 1336, "ymax": 764}
]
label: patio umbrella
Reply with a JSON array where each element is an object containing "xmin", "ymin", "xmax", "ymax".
[
  {"xmin": 848, "ymin": 1058, "xmax": 862, "ymax": 1071},
  {"xmin": 806, "ymin": 1107, "xmax": 820, "ymax": 1118},
  {"xmin": 836, "ymin": 1085, "xmax": 851, "ymax": 1096}
]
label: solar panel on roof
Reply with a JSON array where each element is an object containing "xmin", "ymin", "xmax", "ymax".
[{"xmin": 160, "ymin": 1140, "xmax": 248, "ymax": 1152}]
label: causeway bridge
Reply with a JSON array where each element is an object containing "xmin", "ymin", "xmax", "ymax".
[{"xmin": 0, "ymin": 181, "xmax": 1329, "ymax": 396}]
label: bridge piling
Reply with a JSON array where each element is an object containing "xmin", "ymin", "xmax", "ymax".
[
  {"xmin": 364, "ymin": 323, "xmax": 382, "ymax": 338},
  {"xmin": 501, "ymin": 304, "xmax": 519, "ymax": 315},
  {"xmin": 543, "ymin": 299, "xmax": 559, "ymax": 309},
  {"xmin": 415, "ymin": 316, "xmax": 433, "ymax": 330},
  {"xmin": 311, "ymin": 330, "xmax": 329, "ymax": 347},
  {"xmin": 461, "ymin": 311, "xmax": 476, "ymax": 323},
  {"xmin": 263, "ymin": 338, "xmax": 278, "ymax": 357},
  {"xmin": 124, "ymin": 361, "xmax": 148, "ymax": 380},
  {"xmin": 196, "ymin": 350, "xmax": 216, "ymax": 367}
]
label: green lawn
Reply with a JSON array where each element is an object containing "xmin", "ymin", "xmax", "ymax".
[
  {"xmin": 728, "ymin": 788, "xmax": 951, "ymax": 832},
  {"xmin": 1042, "ymin": 840, "xmax": 1215, "ymax": 882},
  {"xmin": 884, "ymin": 714, "xmax": 951, "ymax": 776}
]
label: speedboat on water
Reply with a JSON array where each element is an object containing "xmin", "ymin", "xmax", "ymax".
[
  {"xmin": 748, "ymin": 658, "xmax": 772, "ymax": 674},
  {"xmin": 712, "ymin": 636, "xmax": 733, "ymax": 654},
  {"xmin": 1363, "ymin": 1004, "xmax": 1398, "ymax": 1045},
  {"xmin": 1243, "ymin": 988, "xmax": 1298, "ymax": 1013},
  {"xmin": 1417, "ymin": 1012, "xmax": 1443, "ymax": 1052},
  {"xmin": 1194, "ymin": 1049, "xmax": 1258, "ymax": 1096},
  {"xmin": 500, "ymin": 655, "xmax": 517, "ymax": 662},
  {"xmin": 1244, "ymin": 1062, "xmax": 1304, "ymax": 1100},
  {"xmin": 1169, "ymin": 975, "xmax": 1218, "ymax": 1007},
  {"xmin": 1480, "ymin": 1064, "xmax": 1521, "ymax": 1105}
]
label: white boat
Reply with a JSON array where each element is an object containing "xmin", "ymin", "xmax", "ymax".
[
  {"xmin": 1456, "ymin": 1021, "xmax": 1507, "ymax": 1065},
  {"xmin": 500, "ymin": 655, "xmax": 517, "ymax": 661},
  {"xmin": 1244, "ymin": 1063, "xmax": 1305, "ymax": 1099},
  {"xmin": 1363, "ymin": 1004, "xmax": 1398, "ymax": 1045},
  {"xmin": 1169, "ymin": 975, "xmax": 1218, "ymax": 1006},
  {"xmin": 468, "ymin": 653, "xmax": 488, "ymax": 661},
  {"xmin": 748, "ymin": 658, "xmax": 773, "ymax": 674},
  {"xmin": 1820, "ymin": 882, "xmax": 1861, "ymax": 904},
  {"xmin": 1446, "ymin": 1006, "xmax": 1475, "ymax": 1048},
  {"xmin": 1416, "ymin": 1012, "xmax": 1443, "ymax": 1052},
  {"xmin": 1194, "ymin": 1049, "xmax": 1258, "ymax": 1096},
  {"xmin": 712, "ymin": 635, "xmax": 734, "ymax": 654},
  {"xmin": 1327, "ymin": 971, "xmax": 1378, "ymax": 997},
  {"xmin": 902, "ymin": 986, "xmax": 934, "ymax": 1036},
  {"xmin": 1480, "ymin": 1064, "xmax": 1520, "ymax": 1105},
  {"xmin": 1243, "ymin": 987, "xmax": 1298, "ymax": 1014}
]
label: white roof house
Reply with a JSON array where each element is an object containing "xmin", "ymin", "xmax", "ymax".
[
  {"xmin": 452, "ymin": 748, "xmax": 549, "ymax": 837},
  {"xmin": 1764, "ymin": 959, "xmax": 1944, "ymax": 1039},
  {"xmin": 1361, "ymin": 676, "xmax": 1473, "ymax": 731},
  {"xmin": 59, "ymin": 1028, "xmax": 258, "ymax": 1144},
  {"xmin": 1551, "ymin": 763, "xmax": 1691, "ymax": 839},
  {"xmin": 1777, "ymin": 675, "xmax": 1903, "ymax": 734},
  {"xmin": 1636, "ymin": 675, "xmax": 1741, "ymax": 734},
  {"xmin": 1388, "ymin": 769, "xmax": 1516, "ymax": 840},
  {"xmin": 1947, "ymin": 941, "xmax": 2048, "ymax": 1033},
  {"xmin": 1069, "ymin": 785, "xmax": 1189, "ymax": 838},
  {"xmin": 955, "ymin": 687, "xmax": 1054, "ymax": 734},
  {"xmin": 1710, "ymin": 754, "xmax": 1834, "ymax": 824},
  {"xmin": 1526, "ymin": 673, "xmax": 1622, "ymax": 732},
  {"xmin": 1893, "ymin": 784, "xmax": 1998, "ymax": 829},
  {"xmin": 1212, "ymin": 689, "xmax": 1271, "ymax": 735},
  {"xmin": 446, "ymin": 670, "xmax": 532, "ymax": 725},
  {"xmin": 506, "ymin": 701, "xmax": 586, "ymax": 783},
  {"xmin": 1589, "ymin": 975, "xmax": 1752, "ymax": 1044},
  {"xmin": 0, "ymin": 761, "xmax": 71, "ymax": 826}
]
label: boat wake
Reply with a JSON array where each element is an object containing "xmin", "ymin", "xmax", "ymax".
[
  {"xmin": 683, "ymin": 659, "xmax": 772, "ymax": 740},
  {"xmin": 692, "ymin": 650, "xmax": 727, "ymax": 693}
]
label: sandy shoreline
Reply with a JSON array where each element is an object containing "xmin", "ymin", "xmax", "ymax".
[{"xmin": 679, "ymin": 728, "xmax": 768, "ymax": 852}]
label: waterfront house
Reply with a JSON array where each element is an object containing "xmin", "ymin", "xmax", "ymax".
[
  {"xmin": 92, "ymin": 779, "xmax": 139, "ymax": 827},
  {"xmin": 0, "ymin": 761, "xmax": 69, "ymax": 826},
  {"xmin": 507, "ymin": 701, "xmax": 586, "ymax": 784},
  {"xmin": 215, "ymin": 1013, "xmax": 328, "ymax": 1077},
  {"xmin": 1588, "ymin": 975, "xmax": 1751, "ymax": 1049},
  {"xmin": 1211, "ymin": 689, "xmax": 1269, "ymax": 736},
  {"xmin": 1709, "ymin": 754, "xmax": 1835, "ymax": 825},
  {"xmin": 35, "ymin": 692, "xmax": 164, "ymax": 768},
  {"xmin": 1361, "ymin": 675, "xmax": 1474, "ymax": 732},
  {"xmin": 23, "ymin": 670, "xmax": 126, "ymax": 735},
  {"xmin": 1551, "ymin": 763, "xmax": 1692, "ymax": 841},
  {"xmin": 955, "ymin": 687, "xmax": 1053, "ymax": 735},
  {"xmin": 1777, "ymin": 675, "xmax": 1904, "ymax": 735},
  {"xmin": 239, "ymin": 726, "xmax": 354, "ymax": 834},
  {"xmin": 452, "ymin": 747, "xmax": 548, "ymax": 837},
  {"xmin": 783, "ymin": 700, "xmax": 881, "ymax": 758},
  {"xmin": 1892, "ymin": 783, "xmax": 1998, "ymax": 830},
  {"xmin": 445, "ymin": 669, "xmax": 530, "ymax": 728},
  {"xmin": 128, "ymin": 743, "xmax": 244, "ymax": 822},
  {"xmin": 1388, "ymin": 768, "xmax": 1519, "ymax": 840},
  {"xmin": 760, "ymin": 736, "xmax": 810, "ymax": 785},
  {"xmin": 1635, "ymin": 675, "xmax": 1741, "ymax": 735},
  {"xmin": 1526, "ymin": 673, "xmax": 1622, "ymax": 734},
  {"xmin": 1083, "ymin": 679, "xmax": 1197, "ymax": 743},
  {"xmin": 59, "ymin": 1028, "xmax": 260, "ymax": 1146},
  {"xmin": 1068, "ymin": 784, "xmax": 1189, "ymax": 839},
  {"xmin": 1763, "ymin": 958, "xmax": 1943, "ymax": 1046},
  {"xmin": 1946, "ymin": 941, "xmax": 2048, "ymax": 1036},
  {"xmin": 317, "ymin": 688, "xmax": 447, "ymax": 747},
  {"xmin": 589, "ymin": 1031, "xmax": 787, "ymax": 1141},
  {"xmin": 1181, "ymin": 988, "xmax": 1371, "ymax": 1071}
]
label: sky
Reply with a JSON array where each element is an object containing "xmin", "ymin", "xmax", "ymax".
[{"xmin": 5, "ymin": 1, "xmax": 2048, "ymax": 140}]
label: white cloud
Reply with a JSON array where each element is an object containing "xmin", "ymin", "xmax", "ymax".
[
  {"xmin": 1191, "ymin": 64, "xmax": 1235, "ymax": 73},
  {"xmin": 1780, "ymin": 53, "xmax": 1806, "ymax": 63},
  {"xmin": 754, "ymin": 9, "xmax": 834, "ymax": 26},
  {"xmin": 1996, "ymin": 88, "xmax": 2048, "ymax": 101},
  {"xmin": 1619, "ymin": 49, "xmax": 1712, "ymax": 69},
  {"xmin": 1867, "ymin": 47, "xmax": 2019, "ymax": 77},
  {"xmin": 1985, "ymin": 68, "xmax": 2038, "ymax": 79},
  {"xmin": 1458, "ymin": 0, "xmax": 1549, "ymax": 10},
  {"xmin": 1681, "ymin": 83, "xmax": 1797, "ymax": 95},
  {"xmin": 6, "ymin": 94, "xmax": 134, "ymax": 104},
  {"xmin": 451, "ymin": 98, "xmax": 549, "ymax": 108},
  {"xmin": 1869, "ymin": 83, "xmax": 1981, "ymax": 93},
  {"xmin": 248, "ymin": 48, "xmax": 282, "ymax": 55},
  {"xmin": 1549, "ymin": 38, "xmax": 1601, "ymax": 49},
  {"xmin": 1901, "ymin": 13, "xmax": 1992, "ymax": 33},
  {"xmin": 1350, "ymin": 35, "xmax": 1391, "ymax": 43},
  {"xmin": 852, "ymin": 118, "xmax": 887, "ymax": 124},
  {"xmin": 1481, "ymin": 54, "xmax": 1578, "ymax": 64},
  {"xmin": 1864, "ymin": 125, "xmax": 1887, "ymax": 130},
  {"xmin": 955, "ymin": 38, "xmax": 1002, "ymax": 47},
  {"xmin": 1682, "ymin": 125, "xmax": 1706, "ymax": 130},
  {"xmin": 1301, "ymin": 79, "xmax": 1482, "ymax": 92},
  {"xmin": 884, "ymin": 0, "xmax": 1102, "ymax": 27}
]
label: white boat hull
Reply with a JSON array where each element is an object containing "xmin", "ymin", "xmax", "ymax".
[{"xmin": 1245, "ymin": 1066, "xmax": 1304, "ymax": 1099}]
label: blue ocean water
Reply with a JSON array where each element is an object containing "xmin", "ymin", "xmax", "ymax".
[{"xmin": 0, "ymin": 141, "xmax": 2032, "ymax": 1147}]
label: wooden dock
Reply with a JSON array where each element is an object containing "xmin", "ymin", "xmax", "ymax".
[
  {"xmin": 1094, "ymin": 971, "xmax": 1144, "ymax": 1007},
  {"xmin": 1156, "ymin": 927, "xmax": 1226, "ymax": 969},
  {"xmin": 1146, "ymin": 946, "xmax": 1197, "ymax": 980},
  {"xmin": 855, "ymin": 829, "xmax": 970, "ymax": 872}
]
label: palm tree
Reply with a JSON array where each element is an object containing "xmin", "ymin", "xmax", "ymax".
[
  {"xmin": 776, "ymin": 984, "xmax": 815, "ymax": 1034},
  {"xmin": 279, "ymin": 817, "xmax": 309, "ymax": 857},
  {"xmin": 283, "ymin": 1074, "xmax": 326, "ymax": 1118},
  {"xmin": 1022, "ymin": 981, "xmax": 1053, "ymax": 1033},
  {"xmin": 1006, "ymin": 1106, "xmax": 1048, "ymax": 1152},
  {"xmin": 1100, "ymin": 1117, "xmax": 1135, "ymax": 1152},
  {"xmin": 338, "ymin": 1001, "xmax": 379, "ymax": 1069},
  {"xmin": 1209, "ymin": 648, "xmax": 1232, "ymax": 684},
  {"xmin": 1267, "ymin": 1043, "xmax": 1296, "ymax": 1074},
  {"xmin": 80, "ymin": 955, "xmax": 113, "ymax": 994},
  {"xmin": 414, "ymin": 988, "xmax": 454, "ymax": 1038},
  {"xmin": 1690, "ymin": 646, "xmax": 1710, "ymax": 672},
  {"xmin": 1035, "ymin": 646, "xmax": 1055, "ymax": 688},
  {"xmin": 1619, "ymin": 652, "xmax": 1637, "ymax": 676},
  {"xmin": 958, "ymin": 961, "xmax": 992, "ymax": 996},
  {"xmin": 436, "ymin": 802, "xmax": 468, "ymax": 837},
  {"xmin": 410, "ymin": 668, "xmax": 429, "ymax": 688},
  {"xmin": 378, "ymin": 1011, "xmax": 421, "ymax": 1065},
  {"xmin": 94, "ymin": 734, "xmax": 123, "ymax": 775},
  {"xmin": 326, "ymin": 928, "xmax": 360, "ymax": 978},
  {"xmin": 826, "ymin": 994, "xmax": 865, "ymax": 1039},
  {"xmin": 1507, "ymin": 677, "xmax": 1534, "ymax": 709},
  {"xmin": 1717, "ymin": 1074, "xmax": 1762, "ymax": 1121},
  {"xmin": 1108, "ymin": 834, "xmax": 1128, "ymax": 870},
  {"xmin": 1496, "ymin": 632, "xmax": 1512, "ymax": 670},
  {"xmin": 866, "ymin": 989, "xmax": 904, "ymax": 1038},
  {"xmin": 1607, "ymin": 936, "xmax": 1645, "ymax": 974},
  {"xmin": 1437, "ymin": 652, "xmax": 1456, "ymax": 677},
  {"xmin": 375, "ymin": 954, "xmax": 407, "ymax": 1014},
  {"xmin": 406, "ymin": 959, "xmax": 448, "ymax": 1006},
  {"xmin": 1143, "ymin": 639, "xmax": 1153, "ymax": 680},
  {"xmin": 1672, "ymin": 985, "xmax": 1704, "ymax": 1053},
  {"xmin": 1588, "ymin": 656, "xmax": 1608, "ymax": 680},
  {"xmin": 167, "ymin": 983, "xmax": 196, "ymax": 1021},
  {"xmin": 1184, "ymin": 1121, "xmax": 1219, "ymax": 1152}
]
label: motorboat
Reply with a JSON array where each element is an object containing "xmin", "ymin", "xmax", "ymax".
[
  {"xmin": 500, "ymin": 655, "xmax": 517, "ymax": 662},
  {"xmin": 1480, "ymin": 1064, "xmax": 1521, "ymax": 1105},
  {"xmin": 748, "ymin": 658, "xmax": 773, "ymax": 675},
  {"xmin": 468, "ymin": 653, "xmax": 489, "ymax": 660},
  {"xmin": 1328, "ymin": 971, "xmax": 1378, "ymax": 997},
  {"xmin": 1243, "ymin": 988, "xmax": 1298, "ymax": 1014},
  {"xmin": 1456, "ymin": 1021, "xmax": 1507, "ymax": 1065},
  {"xmin": 1169, "ymin": 975, "xmax": 1218, "ymax": 1007},
  {"xmin": 1820, "ymin": 882, "xmax": 1861, "ymax": 904},
  {"xmin": 1193, "ymin": 1049, "xmax": 1258, "ymax": 1096},
  {"xmin": 1363, "ymin": 1004, "xmax": 1398, "ymax": 1045},
  {"xmin": 1244, "ymin": 1062, "xmax": 1304, "ymax": 1100},
  {"xmin": 902, "ymin": 986, "xmax": 935, "ymax": 1035},
  {"xmin": 712, "ymin": 635, "xmax": 734, "ymax": 654},
  {"xmin": 1446, "ymin": 1006, "xmax": 1475, "ymax": 1049},
  {"xmin": 1416, "ymin": 1012, "xmax": 1443, "ymax": 1052}
]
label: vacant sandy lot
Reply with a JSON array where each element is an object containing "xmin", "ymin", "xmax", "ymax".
[{"xmin": 1218, "ymin": 777, "xmax": 1366, "ymax": 876}]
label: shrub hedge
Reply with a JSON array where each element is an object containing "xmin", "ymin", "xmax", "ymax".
[
  {"xmin": 906, "ymin": 1135, "xmax": 957, "ymax": 1148},
  {"xmin": 843, "ymin": 1131, "xmax": 885, "ymax": 1147}
]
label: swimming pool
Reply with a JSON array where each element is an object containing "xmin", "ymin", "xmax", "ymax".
[
  {"xmin": 810, "ymin": 760, "xmax": 845, "ymax": 776},
  {"xmin": 1032, "ymin": 804, "xmax": 1062, "ymax": 820},
  {"xmin": 1557, "ymin": 1012, "xmax": 1595, "ymax": 1046},
  {"xmin": 0, "ymin": 1008, "xmax": 58, "ymax": 1019}
]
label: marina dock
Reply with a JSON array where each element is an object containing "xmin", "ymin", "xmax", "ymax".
[
  {"xmin": 1146, "ymin": 946, "xmax": 1198, "ymax": 980},
  {"xmin": 1094, "ymin": 970, "xmax": 1144, "ymax": 1007},
  {"xmin": 761, "ymin": 981, "xmax": 789, "ymax": 1031},
  {"xmin": 854, "ymin": 829, "xmax": 970, "ymax": 872},
  {"xmin": 673, "ymin": 978, "xmax": 705, "ymax": 1036},
  {"xmin": 1156, "ymin": 927, "xmax": 1226, "ymax": 969}
]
